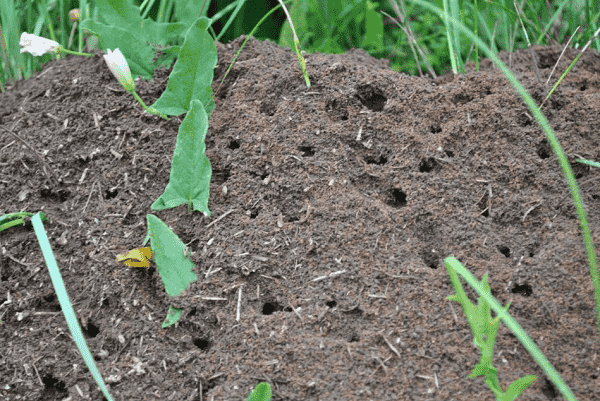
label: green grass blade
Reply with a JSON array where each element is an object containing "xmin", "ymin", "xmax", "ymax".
[
  {"xmin": 215, "ymin": 0, "xmax": 247, "ymax": 43},
  {"xmin": 31, "ymin": 212, "xmax": 114, "ymax": 401}
]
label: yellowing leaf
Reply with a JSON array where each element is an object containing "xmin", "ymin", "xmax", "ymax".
[{"xmin": 116, "ymin": 247, "xmax": 152, "ymax": 267}]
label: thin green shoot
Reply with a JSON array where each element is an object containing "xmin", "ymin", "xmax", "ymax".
[
  {"xmin": 214, "ymin": 0, "xmax": 248, "ymax": 43},
  {"xmin": 213, "ymin": 0, "xmax": 293, "ymax": 95},
  {"xmin": 545, "ymin": 27, "xmax": 580, "ymax": 87},
  {"xmin": 442, "ymin": 0, "xmax": 458, "ymax": 74},
  {"xmin": 276, "ymin": 0, "xmax": 311, "ymax": 87},
  {"xmin": 404, "ymin": 0, "xmax": 600, "ymax": 350},
  {"xmin": 539, "ymin": 26, "xmax": 600, "ymax": 110},
  {"xmin": 445, "ymin": 256, "xmax": 574, "ymax": 400},
  {"xmin": 473, "ymin": 0, "xmax": 479, "ymax": 71},
  {"xmin": 449, "ymin": 0, "xmax": 462, "ymax": 73}
]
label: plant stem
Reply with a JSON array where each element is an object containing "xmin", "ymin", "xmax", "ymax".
[
  {"xmin": 59, "ymin": 47, "xmax": 94, "ymax": 57},
  {"xmin": 130, "ymin": 90, "xmax": 170, "ymax": 121}
]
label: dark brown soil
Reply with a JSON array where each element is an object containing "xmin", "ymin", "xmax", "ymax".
[{"xmin": 2, "ymin": 36, "xmax": 600, "ymax": 400}]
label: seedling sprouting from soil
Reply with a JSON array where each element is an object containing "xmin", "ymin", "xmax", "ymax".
[
  {"xmin": 445, "ymin": 256, "xmax": 577, "ymax": 400},
  {"xmin": 445, "ymin": 257, "xmax": 536, "ymax": 400}
]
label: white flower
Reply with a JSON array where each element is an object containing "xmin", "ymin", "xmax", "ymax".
[
  {"xmin": 20, "ymin": 33, "xmax": 60, "ymax": 56},
  {"xmin": 103, "ymin": 49, "xmax": 135, "ymax": 92}
]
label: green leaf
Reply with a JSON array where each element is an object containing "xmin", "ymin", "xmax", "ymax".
[
  {"xmin": 151, "ymin": 99, "xmax": 211, "ymax": 214},
  {"xmin": 500, "ymin": 375, "xmax": 537, "ymax": 401},
  {"xmin": 245, "ymin": 382, "xmax": 272, "ymax": 401},
  {"xmin": 146, "ymin": 214, "xmax": 197, "ymax": 297},
  {"xmin": 95, "ymin": 0, "xmax": 185, "ymax": 46},
  {"xmin": 81, "ymin": 0, "xmax": 186, "ymax": 80},
  {"xmin": 151, "ymin": 17, "xmax": 217, "ymax": 117},
  {"xmin": 162, "ymin": 306, "xmax": 183, "ymax": 328},
  {"xmin": 467, "ymin": 360, "xmax": 497, "ymax": 380},
  {"xmin": 80, "ymin": 20, "xmax": 155, "ymax": 80},
  {"xmin": 362, "ymin": 0, "xmax": 384, "ymax": 49}
]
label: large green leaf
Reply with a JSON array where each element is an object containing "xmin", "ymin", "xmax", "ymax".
[
  {"xmin": 151, "ymin": 17, "xmax": 217, "ymax": 117},
  {"xmin": 151, "ymin": 99, "xmax": 211, "ymax": 214}
]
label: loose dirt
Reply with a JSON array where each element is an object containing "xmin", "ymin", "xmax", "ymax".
[{"xmin": 1, "ymin": 36, "xmax": 600, "ymax": 400}]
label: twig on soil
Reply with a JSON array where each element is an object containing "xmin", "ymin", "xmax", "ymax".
[
  {"xmin": 0, "ymin": 123, "xmax": 60, "ymax": 186},
  {"xmin": 289, "ymin": 304, "xmax": 303, "ymax": 325},
  {"xmin": 522, "ymin": 200, "xmax": 542, "ymax": 222},
  {"xmin": 208, "ymin": 373, "xmax": 223, "ymax": 381},
  {"xmin": 78, "ymin": 167, "xmax": 89, "ymax": 183},
  {"xmin": 383, "ymin": 335, "xmax": 401, "ymax": 358},
  {"xmin": 374, "ymin": 356, "xmax": 388, "ymax": 376},
  {"xmin": 205, "ymin": 209, "xmax": 234, "ymax": 228},
  {"xmin": 4, "ymin": 252, "xmax": 31, "ymax": 267},
  {"xmin": 236, "ymin": 287, "xmax": 242, "ymax": 322},
  {"xmin": 31, "ymin": 361, "xmax": 43, "ymax": 386},
  {"xmin": 195, "ymin": 296, "xmax": 228, "ymax": 301},
  {"xmin": 82, "ymin": 181, "xmax": 97, "ymax": 214},
  {"xmin": 311, "ymin": 270, "xmax": 346, "ymax": 282},
  {"xmin": 0, "ymin": 140, "xmax": 15, "ymax": 152}
]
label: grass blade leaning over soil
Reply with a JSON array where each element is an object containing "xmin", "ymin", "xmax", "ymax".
[
  {"xmin": 445, "ymin": 256, "xmax": 574, "ymax": 400},
  {"xmin": 401, "ymin": 0, "xmax": 600, "ymax": 344},
  {"xmin": 30, "ymin": 212, "xmax": 115, "ymax": 401},
  {"xmin": 0, "ymin": 211, "xmax": 47, "ymax": 232},
  {"xmin": 577, "ymin": 159, "xmax": 600, "ymax": 170}
]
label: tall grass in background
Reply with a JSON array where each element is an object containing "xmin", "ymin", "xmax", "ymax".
[{"xmin": 1, "ymin": 0, "xmax": 600, "ymax": 88}]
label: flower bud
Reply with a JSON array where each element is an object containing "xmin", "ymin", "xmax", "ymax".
[
  {"xmin": 69, "ymin": 9, "xmax": 80, "ymax": 23},
  {"xmin": 103, "ymin": 49, "xmax": 135, "ymax": 92}
]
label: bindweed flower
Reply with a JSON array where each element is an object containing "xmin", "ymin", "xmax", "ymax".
[
  {"xmin": 20, "ymin": 32, "xmax": 94, "ymax": 58},
  {"xmin": 20, "ymin": 33, "xmax": 60, "ymax": 56},
  {"xmin": 103, "ymin": 49, "xmax": 135, "ymax": 92},
  {"xmin": 103, "ymin": 48, "xmax": 169, "ymax": 121}
]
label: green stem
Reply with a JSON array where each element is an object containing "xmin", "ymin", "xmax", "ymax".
[
  {"xmin": 130, "ymin": 90, "xmax": 170, "ymax": 121},
  {"xmin": 59, "ymin": 47, "xmax": 94, "ymax": 57}
]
